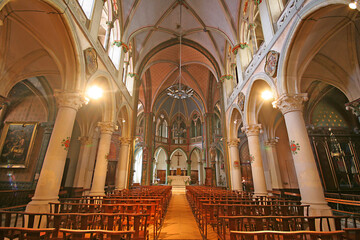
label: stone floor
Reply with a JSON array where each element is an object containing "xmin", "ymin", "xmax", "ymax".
[{"xmin": 158, "ymin": 192, "xmax": 203, "ymax": 239}]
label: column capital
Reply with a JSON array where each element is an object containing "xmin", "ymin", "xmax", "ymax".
[
  {"xmin": 228, "ymin": 138, "xmax": 240, "ymax": 147},
  {"xmin": 166, "ymin": 159, "xmax": 171, "ymax": 164},
  {"xmin": 265, "ymin": 138, "xmax": 278, "ymax": 147},
  {"xmin": 119, "ymin": 137, "xmax": 132, "ymax": 145},
  {"xmin": 272, "ymin": 93, "xmax": 308, "ymax": 115},
  {"xmin": 54, "ymin": 91, "xmax": 87, "ymax": 111},
  {"xmin": 243, "ymin": 124, "xmax": 262, "ymax": 137},
  {"xmin": 78, "ymin": 136, "xmax": 92, "ymax": 145},
  {"xmin": 345, "ymin": 98, "xmax": 360, "ymax": 117},
  {"xmin": 97, "ymin": 121, "xmax": 117, "ymax": 134}
]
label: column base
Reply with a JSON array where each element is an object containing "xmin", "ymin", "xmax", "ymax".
[
  {"xmin": 88, "ymin": 190, "xmax": 106, "ymax": 196},
  {"xmin": 26, "ymin": 197, "xmax": 59, "ymax": 213},
  {"xmin": 254, "ymin": 191, "xmax": 268, "ymax": 197},
  {"xmin": 304, "ymin": 201, "xmax": 333, "ymax": 216}
]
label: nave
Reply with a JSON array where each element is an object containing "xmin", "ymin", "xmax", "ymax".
[{"xmin": 1, "ymin": 185, "xmax": 360, "ymax": 239}]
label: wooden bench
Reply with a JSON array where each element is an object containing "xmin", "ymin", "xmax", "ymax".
[
  {"xmin": 229, "ymin": 230, "xmax": 345, "ymax": 240},
  {"xmin": 0, "ymin": 227, "xmax": 55, "ymax": 240},
  {"xmin": 59, "ymin": 228, "xmax": 134, "ymax": 240}
]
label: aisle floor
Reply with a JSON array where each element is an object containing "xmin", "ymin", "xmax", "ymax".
[{"xmin": 158, "ymin": 192, "xmax": 203, "ymax": 239}]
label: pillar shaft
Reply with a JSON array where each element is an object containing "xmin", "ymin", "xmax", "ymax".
[
  {"xmin": 90, "ymin": 122, "xmax": 116, "ymax": 196},
  {"xmin": 228, "ymin": 139, "xmax": 242, "ymax": 190},
  {"xmin": 73, "ymin": 136, "xmax": 93, "ymax": 188},
  {"xmin": 198, "ymin": 161, "xmax": 203, "ymax": 185},
  {"xmin": 273, "ymin": 94, "xmax": 331, "ymax": 215},
  {"xmin": 83, "ymin": 129, "xmax": 100, "ymax": 191},
  {"xmin": 165, "ymin": 159, "xmax": 171, "ymax": 184},
  {"xmin": 27, "ymin": 92, "xmax": 85, "ymax": 212},
  {"xmin": 265, "ymin": 139, "xmax": 283, "ymax": 189},
  {"xmin": 115, "ymin": 137, "xmax": 131, "ymax": 190},
  {"xmin": 245, "ymin": 124, "xmax": 268, "ymax": 196}
]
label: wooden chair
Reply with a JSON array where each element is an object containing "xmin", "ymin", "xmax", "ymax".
[
  {"xmin": 0, "ymin": 227, "xmax": 55, "ymax": 240},
  {"xmin": 60, "ymin": 228, "xmax": 134, "ymax": 240},
  {"xmin": 343, "ymin": 228, "xmax": 360, "ymax": 240},
  {"xmin": 229, "ymin": 230, "xmax": 345, "ymax": 240}
]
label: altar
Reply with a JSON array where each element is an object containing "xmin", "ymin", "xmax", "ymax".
[{"xmin": 168, "ymin": 175, "xmax": 191, "ymax": 187}]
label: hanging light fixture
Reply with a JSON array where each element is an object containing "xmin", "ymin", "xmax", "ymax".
[
  {"xmin": 349, "ymin": 0, "xmax": 358, "ymax": 9},
  {"xmin": 166, "ymin": 2, "xmax": 194, "ymax": 99}
]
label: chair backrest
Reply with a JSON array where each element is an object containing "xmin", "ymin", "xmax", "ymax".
[
  {"xmin": 229, "ymin": 230, "xmax": 345, "ymax": 240},
  {"xmin": 59, "ymin": 228, "xmax": 135, "ymax": 240},
  {"xmin": 0, "ymin": 227, "xmax": 55, "ymax": 240}
]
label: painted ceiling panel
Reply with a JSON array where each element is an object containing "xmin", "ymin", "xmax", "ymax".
[
  {"xmin": 225, "ymin": 0, "xmax": 240, "ymax": 30},
  {"xmin": 121, "ymin": 0, "xmax": 135, "ymax": 25}
]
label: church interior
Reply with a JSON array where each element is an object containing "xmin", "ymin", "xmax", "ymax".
[{"xmin": 0, "ymin": 0, "xmax": 360, "ymax": 239}]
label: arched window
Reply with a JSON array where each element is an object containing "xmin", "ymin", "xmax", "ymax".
[
  {"xmin": 98, "ymin": 2, "xmax": 109, "ymax": 47},
  {"xmin": 172, "ymin": 115, "xmax": 187, "ymax": 144},
  {"xmin": 108, "ymin": 20, "xmax": 121, "ymax": 69},
  {"xmin": 78, "ymin": 0, "xmax": 95, "ymax": 19}
]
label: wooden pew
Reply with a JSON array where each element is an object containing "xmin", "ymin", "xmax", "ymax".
[
  {"xmin": 217, "ymin": 216, "xmax": 346, "ymax": 240},
  {"xmin": 0, "ymin": 227, "xmax": 55, "ymax": 240},
  {"xmin": 59, "ymin": 228, "xmax": 134, "ymax": 240},
  {"xmin": 229, "ymin": 230, "xmax": 345, "ymax": 240}
]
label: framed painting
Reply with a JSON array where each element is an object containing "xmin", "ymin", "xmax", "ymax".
[{"xmin": 0, "ymin": 122, "xmax": 38, "ymax": 168}]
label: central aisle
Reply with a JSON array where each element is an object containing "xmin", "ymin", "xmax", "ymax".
[{"xmin": 158, "ymin": 192, "xmax": 202, "ymax": 239}]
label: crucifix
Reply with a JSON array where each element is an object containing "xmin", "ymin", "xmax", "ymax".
[{"xmin": 174, "ymin": 152, "xmax": 182, "ymax": 166}]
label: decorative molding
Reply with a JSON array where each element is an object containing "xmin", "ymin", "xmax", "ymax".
[
  {"xmin": 237, "ymin": 92, "xmax": 245, "ymax": 111},
  {"xmin": 97, "ymin": 122, "xmax": 117, "ymax": 134},
  {"xmin": 78, "ymin": 136, "xmax": 92, "ymax": 145},
  {"xmin": 220, "ymin": 74, "xmax": 233, "ymax": 82},
  {"xmin": 226, "ymin": 0, "xmax": 305, "ymax": 111},
  {"xmin": 265, "ymin": 138, "xmax": 278, "ymax": 147},
  {"xmin": 277, "ymin": 0, "xmax": 304, "ymax": 29},
  {"xmin": 113, "ymin": 41, "xmax": 129, "ymax": 53},
  {"xmin": 272, "ymin": 93, "xmax": 308, "ymax": 115},
  {"xmin": 232, "ymin": 43, "xmax": 249, "ymax": 55},
  {"xmin": 243, "ymin": 124, "xmax": 262, "ymax": 137},
  {"xmin": 54, "ymin": 91, "xmax": 86, "ymax": 111},
  {"xmin": 289, "ymin": 140, "xmax": 300, "ymax": 155},
  {"xmin": 84, "ymin": 48, "xmax": 98, "ymax": 76},
  {"xmin": 264, "ymin": 50, "xmax": 280, "ymax": 77},
  {"xmin": 119, "ymin": 137, "xmax": 132, "ymax": 145},
  {"xmin": 228, "ymin": 138, "xmax": 240, "ymax": 147},
  {"xmin": 61, "ymin": 137, "xmax": 71, "ymax": 151}
]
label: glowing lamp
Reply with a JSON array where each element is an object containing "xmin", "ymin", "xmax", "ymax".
[
  {"xmin": 261, "ymin": 90, "xmax": 273, "ymax": 100},
  {"xmin": 86, "ymin": 85, "xmax": 103, "ymax": 100}
]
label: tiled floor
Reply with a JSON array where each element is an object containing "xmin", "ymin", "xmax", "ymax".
[{"xmin": 158, "ymin": 192, "xmax": 203, "ymax": 239}]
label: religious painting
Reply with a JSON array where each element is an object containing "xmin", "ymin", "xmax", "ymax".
[
  {"xmin": 0, "ymin": 122, "xmax": 38, "ymax": 168},
  {"xmin": 264, "ymin": 50, "xmax": 280, "ymax": 77}
]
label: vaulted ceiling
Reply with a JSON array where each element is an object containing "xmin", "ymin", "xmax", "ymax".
[{"xmin": 118, "ymin": 0, "xmax": 242, "ymax": 114}]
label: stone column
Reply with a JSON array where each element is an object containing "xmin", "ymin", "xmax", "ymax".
[
  {"xmin": 273, "ymin": 94, "xmax": 331, "ymax": 215},
  {"xmin": 32, "ymin": 122, "xmax": 54, "ymax": 188},
  {"xmin": 73, "ymin": 136, "xmax": 93, "ymax": 188},
  {"xmin": 215, "ymin": 159, "xmax": 221, "ymax": 186},
  {"xmin": 228, "ymin": 138, "xmax": 242, "ymax": 191},
  {"xmin": 89, "ymin": 122, "xmax": 117, "ymax": 196},
  {"xmin": 186, "ymin": 160, "xmax": 191, "ymax": 176},
  {"xmin": 115, "ymin": 137, "xmax": 132, "ymax": 190},
  {"xmin": 83, "ymin": 128, "xmax": 100, "ymax": 191},
  {"xmin": 244, "ymin": 124, "xmax": 268, "ymax": 196},
  {"xmin": 26, "ymin": 91, "xmax": 85, "ymax": 213},
  {"xmin": 265, "ymin": 139, "xmax": 283, "ymax": 189},
  {"xmin": 165, "ymin": 159, "xmax": 171, "ymax": 184},
  {"xmin": 198, "ymin": 161, "xmax": 203, "ymax": 185}
]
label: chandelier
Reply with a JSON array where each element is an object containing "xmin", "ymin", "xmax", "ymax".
[{"xmin": 166, "ymin": 2, "xmax": 194, "ymax": 100}]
